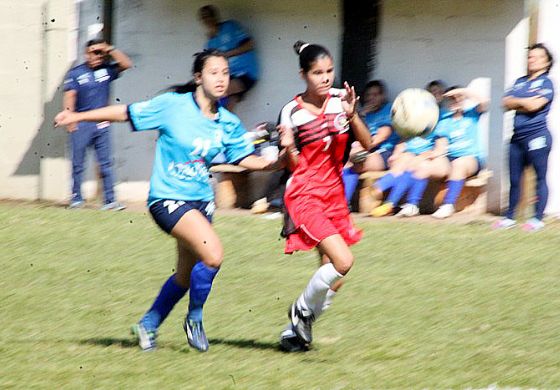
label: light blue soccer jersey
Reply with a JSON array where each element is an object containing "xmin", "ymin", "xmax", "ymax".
[
  {"xmin": 128, "ymin": 92, "xmax": 254, "ymax": 205},
  {"xmin": 434, "ymin": 107, "xmax": 482, "ymax": 161},
  {"xmin": 404, "ymin": 132, "xmax": 438, "ymax": 155},
  {"xmin": 205, "ymin": 20, "xmax": 259, "ymax": 80},
  {"xmin": 364, "ymin": 102, "xmax": 401, "ymax": 151}
]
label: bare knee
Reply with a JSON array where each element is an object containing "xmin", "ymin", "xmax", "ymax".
[
  {"xmin": 201, "ymin": 246, "xmax": 224, "ymax": 269},
  {"xmin": 333, "ymin": 252, "xmax": 354, "ymax": 275}
]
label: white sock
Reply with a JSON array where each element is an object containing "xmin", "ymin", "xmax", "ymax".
[{"xmin": 296, "ymin": 264, "xmax": 342, "ymax": 316}]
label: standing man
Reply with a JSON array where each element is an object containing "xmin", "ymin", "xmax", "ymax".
[
  {"xmin": 63, "ymin": 39, "xmax": 132, "ymax": 210},
  {"xmin": 198, "ymin": 5, "xmax": 259, "ymax": 111}
]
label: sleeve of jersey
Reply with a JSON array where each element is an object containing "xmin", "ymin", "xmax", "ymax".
[
  {"xmin": 537, "ymin": 78, "xmax": 554, "ymax": 102},
  {"xmin": 63, "ymin": 70, "xmax": 78, "ymax": 92},
  {"xmin": 223, "ymin": 120, "xmax": 255, "ymax": 164},
  {"xmin": 503, "ymin": 77, "xmax": 522, "ymax": 97},
  {"xmin": 127, "ymin": 94, "xmax": 170, "ymax": 132}
]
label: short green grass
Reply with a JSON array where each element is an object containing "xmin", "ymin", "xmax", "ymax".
[{"xmin": 1, "ymin": 203, "xmax": 560, "ymax": 389}]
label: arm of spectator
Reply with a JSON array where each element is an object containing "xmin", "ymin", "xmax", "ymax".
[
  {"xmin": 502, "ymin": 95, "xmax": 549, "ymax": 113},
  {"xmin": 430, "ymin": 137, "xmax": 448, "ymax": 159},
  {"xmin": 224, "ymin": 39, "xmax": 255, "ymax": 58},
  {"xmin": 104, "ymin": 43, "xmax": 133, "ymax": 73},
  {"xmin": 370, "ymin": 125, "xmax": 391, "ymax": 149},
  {"xmin": 62, "ymin": 90, "xmax": 77, "ymax": 133},
  {"xmin": 388, "ymin": 142, "xmax": 405, "ymax": 164},
  {"xmin": 446, "ymin": 88, "xmax": 489, "ymax": 113},
  {"xmin": 55, "ymin": 105, "xmax": 128, "ymax": 128}
]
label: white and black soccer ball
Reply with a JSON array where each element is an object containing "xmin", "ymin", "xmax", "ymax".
[{"xmin": 391, "ymin": 88, "xmax": 439, "ymax": 139}]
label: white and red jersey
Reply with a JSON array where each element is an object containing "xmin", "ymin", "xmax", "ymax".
[{"xmin": 280, "ymin": 93, "xmax": 353, "ymax": 211}]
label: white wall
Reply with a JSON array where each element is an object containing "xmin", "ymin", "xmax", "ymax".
[
  {"xmin": 538, "ymin": 0, "xmax": 560, "ymax": 216},
  {"xmin": 109, "ymin": 0, "xmax": 342, "ymax": 202},
  {"xmin": 0, "ymin": 0, "xmax": 75, "ymax": 201},
  {"xmin": 374, "ymin": 0, "xmax": 525, "ymax": 213}
]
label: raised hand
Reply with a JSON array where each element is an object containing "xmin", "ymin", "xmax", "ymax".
[{"xmin": 341, "ymin": 81, "xmax": 358, "ymax": 118}]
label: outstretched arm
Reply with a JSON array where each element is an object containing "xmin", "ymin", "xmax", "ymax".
[{"xmin": 55, "ymin": 105, "xmax": 128, "ymax": 128}]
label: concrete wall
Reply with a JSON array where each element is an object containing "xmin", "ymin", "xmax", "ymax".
[
  {"xmin": 0, "ymin": 0, "xmax": 75, "ymax": 201},
  {"xmin": 374, "ymin": 0, "xmax": 525, "ymax": 213},
  {"xmin": 109, "ymin": 0, "xmax": 342, "ymax": 202}
]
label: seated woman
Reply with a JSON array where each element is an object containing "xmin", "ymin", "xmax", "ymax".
[
  {"xmin": 342, "ymin": 80, "xmax": 401, "ymax": 205},
  {"xmin": 369, "ymin": 131, "xmax": 441, "ymax": 217},
  {"xmin": 381, "ymin": 86, "xmax": 488, "ymax": 218}
]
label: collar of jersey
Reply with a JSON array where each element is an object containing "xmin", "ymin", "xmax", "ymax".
[
  {"xmin": 189, "ymin": 92, "xmax": 221, "ymax": 123},
  {"xmin": 295, "ymin": 93, "xmax": 332, "ymax": 118}
]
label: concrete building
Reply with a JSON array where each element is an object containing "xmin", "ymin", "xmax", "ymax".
[{"xmin": 2, "ymin": 0, "xmax": 559, "ymax": 217}]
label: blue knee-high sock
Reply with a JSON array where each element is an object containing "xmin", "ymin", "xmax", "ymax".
[
  {"xmin": 443, "ymin": 179, "xmax": 465, "ymax": 205},
  {"xmin": 406, "ymin": 176, "xmax": 429, "ymax": 206},
  {"xmin": 142, "ymin": 274, "xmax": 188, "ymax": 331},
  {"xmin": 375, "ymin": 172, "xmax": 396, "ymax": 192},
  {"xmin": 187, "ymin": 262, "xmax": 220, "ymax": 322},
  {"xmin": 342, "ymin": 167, "xmax": 360, "ymax": 203},
  {"xmin": 387, "ymin": 172, "xmax": 413, "ymax": 205}
]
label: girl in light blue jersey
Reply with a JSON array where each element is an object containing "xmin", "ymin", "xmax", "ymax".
[{"xmin": 55, "ymin": 50, "xmax": 280, "ymax": 352}]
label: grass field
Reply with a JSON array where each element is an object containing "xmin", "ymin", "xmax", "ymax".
[{"xmin": 1, "ymin": 203, "xmax": 560, "ymax": 389}]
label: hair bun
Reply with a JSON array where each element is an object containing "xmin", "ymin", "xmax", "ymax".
[{"xmin": 293, "ymin": 40, "xmax": 310, "ymax": 55}]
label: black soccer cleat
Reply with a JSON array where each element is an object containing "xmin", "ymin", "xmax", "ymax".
[
  {"xmin": 288, "ymin": 302, "xmax": 315, "ymax": 344},
  {"xmin": 279, "ymin": 325, "xmax": 309, "ymax": 352}
]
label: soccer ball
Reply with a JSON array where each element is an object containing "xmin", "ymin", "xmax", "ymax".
[{"xmin": 391, "ymin": 88, "xmax": 439, "ymax": 139}]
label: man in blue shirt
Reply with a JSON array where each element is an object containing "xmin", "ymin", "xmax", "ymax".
[
  {"xmin": 198, "ymin": 5, "xmax": 259, "ymax": 111},
  {"xmin": 63, "ymin": 39, "xmax": 132, "ymax": 209}
]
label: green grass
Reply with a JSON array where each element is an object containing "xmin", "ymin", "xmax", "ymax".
[{"xmin": 1, "ymin": 203, "xmax": 560, "ymax": 389}]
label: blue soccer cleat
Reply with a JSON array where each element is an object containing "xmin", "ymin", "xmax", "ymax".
[
  {"xmin": 131, "ymin": 322, "xmax": 157, "ymax": 351},
  {"xmin": 183, "ymin": 318, "xmax": 209, "ymax": 352}
]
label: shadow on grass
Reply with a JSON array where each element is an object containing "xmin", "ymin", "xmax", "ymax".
[
  {"xmin": 208, "ymin": 337, "xmax": 281, "ymax": 351},
  {"xmin": 80, "ymin": 337, "xmax": 137, "ymax": 349}
]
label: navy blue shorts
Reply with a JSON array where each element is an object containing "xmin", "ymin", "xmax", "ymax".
[{"xmin": 149, "ymin": 199, "xmax": 215, "ymax": 234}]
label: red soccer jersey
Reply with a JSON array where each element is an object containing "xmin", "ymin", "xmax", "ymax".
[{"xmin": 280, "ymin": 93, "xmax": 353, "ymax": 214}]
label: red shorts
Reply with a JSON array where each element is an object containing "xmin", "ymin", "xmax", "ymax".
[{"xmin": 283, "ymin": 199, "xmax": 362, "ymax": 254}]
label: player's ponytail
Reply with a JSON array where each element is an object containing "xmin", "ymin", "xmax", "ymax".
[{"xmin": 293, "ymin": 40, "xmax": 331, "ymax": 72}]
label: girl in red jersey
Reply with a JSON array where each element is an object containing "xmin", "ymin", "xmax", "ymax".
[{"xmin": 278, "ymin": 41, "xmax": 372, "ymax": 351}]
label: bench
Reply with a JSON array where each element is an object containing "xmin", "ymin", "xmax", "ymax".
[{"xmin": 357, "ymin": 169, "xmax": 493, "ymax": 214}]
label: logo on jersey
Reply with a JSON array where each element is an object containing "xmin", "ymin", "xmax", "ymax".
[
  {"xmin": 77, "ymin": 73, "xmax": 90, "ymax": 85},
  {"xmin": 94, "ymin": 68, "xmax": 110, "ymax": 83},
  {"xmin": 168, "ymin": 159, "xmax": 209, "ymax": 181},
  {"xmin": 334, "ymin": 112, "xmax": 350, "ymax": 133},
  {"xmin": 205, "ymin": 201, "xmax": 216, "ymax": 217}
]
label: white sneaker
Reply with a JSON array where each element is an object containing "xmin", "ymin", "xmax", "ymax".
[
  {"xmin": 491, "ymin": 217, "xmax": 517, "ymax": 230},
  {"xmin": 432, "ymin": 204, "xmax": 455, "ymax": 219},
  {"xmin": 396, "ymin": 203, "xmax": 419, "ymax": 217}
]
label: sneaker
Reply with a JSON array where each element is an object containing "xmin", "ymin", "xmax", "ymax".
[
  {"xmin": 521, "ymin": 218, "xmax": 544, "ymax": 232},
  {"xmin": 370, "ymin": 202, "xmax": 394, "ymax": 217},
  {"xmin": 183, "ymin": 318, "xmax": 209, "ymax": 352},
  {"xmin": 279, "ymin": 324, "xmax": 309, "ymax": 352},
  {"xmin": 131, "ymin": 323, "xmax": 157, "ymax": 351},
  {"xmin": 100, "ymin": 201, "xmax": 126, "ymax": 211},
  {"xmin": 288, "ymin": 302, "xmax": 315, "ymax": 344},
  {"xmin": 67, "ymin": 200, "xmax": 85, "ymax": 209},
  {"xmin": 432, "ymin": 204, "xmax": 455, "ymax": 219},
  {"xmin": 396, "ymin": 203, "xmax": 419, "ymax": 218},
  {"xmin": 491, "ymin": 218, "xmax": 517, "ymax": 230},
  {"xmin": 251, "ymin": 197, "xmax": 269, "ymax": 214}
]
